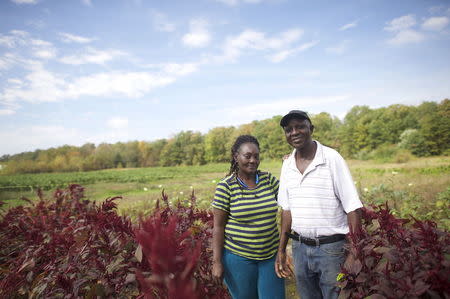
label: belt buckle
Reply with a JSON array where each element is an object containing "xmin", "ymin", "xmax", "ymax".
[{"xmin": 314, "ymin": 238, "xmax": 320, "ymax": 246}]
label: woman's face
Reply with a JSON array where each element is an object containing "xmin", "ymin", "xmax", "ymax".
[{"xmin": 235, "ymin": 142, "xmax": 260, "ymax": 176}]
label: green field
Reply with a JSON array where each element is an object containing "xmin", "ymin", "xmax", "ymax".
[
  {"xmin": 1, "ymin": 157, "xmax": 449, "ymax": 299},
  {"xmin": 1, "ymin": 156, "xmax": 449, "ymax": 228}
]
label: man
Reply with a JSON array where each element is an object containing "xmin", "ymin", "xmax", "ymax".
[{"xmin": 274, "ymin": 110, "xmax": 363, "ymax": 299}]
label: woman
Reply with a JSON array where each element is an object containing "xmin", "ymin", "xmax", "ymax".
[{"xmin": 211, "ymin": 135, "xmax": 285, "ymax": 299}]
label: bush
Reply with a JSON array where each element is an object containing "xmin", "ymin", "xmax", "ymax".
[
  {"xmin": 339, "ymin": 204, "xmax": 450, "ymax": 298},
  {"xmin": 0, "ymin": 185, "xmax": 229, "ymax": 298},
  {"xmin": 0, "ymin": 185, "xmax": 138, "ymax": 298},
  {"xmin": 135, "ymin": 191, "xmax": 229, "ymax": 299},
  {"xmin": 398, "ymin": 129, "xmax": 429, "ymax": 157}
]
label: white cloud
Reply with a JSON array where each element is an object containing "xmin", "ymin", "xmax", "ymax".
[
  {"xmin": 387, "ymin": 29, "xmax": 425, "ymax": 45},
  {"xmin": 0, "ymin": 109, "xmax": 15, "ymax": 115},
  {"xmin": 269, "ymin": 40, "xmax": 318, "ymax": 63},
  {"xmin": 220, "ymin": 28, "xmax": 305, "ymax": 63},
  {"xmin": 182, "ymin": 19, "xmax": 211, "ymax": 48},
  {"xmin": 0, "ymin": 55, "xmax": 15, "ymax": 70},
  {"xmin": 0, "ymin": 68, "xmax": 176, "ymax": 103},
  {"xmin": 0, "ymin": 30, "xmax": 29, "ymax": 48},
  {"xmin": 0, "ymin": 125, "xmax": 84, "ymax": 155},
  {"xmin": 339, "ymin": 21, "xmax": 358, "ymax": 31},
  {"xmin": 384, "ymin": 15, "xmax": 425, "ymax": 45},
  {"xmin": 1, "ymin": 63, "xmax": 67, "ymax": 103},
  {"xmin": 59, "ymin": 47, "xmax": 126, "ymax": 65},
  {"xmin": 33, "ymin": 49, "xmax": 57, "ymax": 59},
  {"xmin": 31, "ymin": 39, "xmax": 57, "ymax": 59},
  {"xmin": 67, "ymin": 71, "xmax": 175, "ymax": 98},
  {"xmin": 82, "ymin": 0, "xmax": 92, "ymax": 6},
  {"xmin": 384, "ymin": 14, "xmax": 416, "ymax": 32},
  {"xmin": 162, "ymin": 63, "xmax": 198, "ymax": 76},
  {"xmin": 0, "ymin": 32, "xmax": 56, "ymax": 59},
  {"xmin": 421, "ymin": 16, "xmax": 449, "ymax": 31},
  {"xmin": 214, "ymin": 0, "xmax": 262, "ymax": 6},
  {"xmin": 218, "ymin": 96, "xmax": 350, "ymax": 122},
  {"xmin": 11, "ymin": 0, "xmax": 38, "ymax": 4},
  {"xmin": 107, "ymin": 117, "xmax": 129, "ymax": 129},
  {"xmin": 7, "ymin": 78, "xmax": 24, "ymax": 85},
  {"xmin": 325, "ymin": 40, "xmax": 349, "ymax": 55},
  {"xmin": 153, "ymin": 12, "xmax": 176, "ymax": 32},
  {"xmin": 59, "ymin": 32, "xmax": 95, "ymax": 44}
]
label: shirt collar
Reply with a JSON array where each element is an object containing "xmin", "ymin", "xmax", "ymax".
[{"xmin": 288, "ymin": 140, "xmax": 325, "ymax": 171}]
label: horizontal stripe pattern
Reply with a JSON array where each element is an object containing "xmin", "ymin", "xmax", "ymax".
[{"xmin": 212, "ymin": 171, "xmax": 280, "ymax": 260}]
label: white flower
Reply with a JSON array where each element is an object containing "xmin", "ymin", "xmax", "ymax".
[
  {"xmin": 179, "ymin": 191, "xmax": 184, "ymax": 195},
  {"xmin": 143, "ymin": 187, "xmax": 148, "ymax": 191},
  {"xmin": 363, "ymin": 188, "xmax": 369, "ymax": 192},
  {"xmin": 354, "ymin": 181, "xmax": 358, "ymax": 185},
  {"xmin": 190, "ymin": 186, "xmax": 194, "ymax": 189},
  {"xmin": 158, "ymin": 184, "xmax": 163, "ymax": 188},
  {"xmin": 408, "ymin": 183, "xmax": 413, "ymax": 187},
  {"xmin": 391, "ymin": 171, "xmax": 398, "ymax": 175},
  {"xmin": 212, "ymin": 180, "xmax": 216, "ymax": 183}
]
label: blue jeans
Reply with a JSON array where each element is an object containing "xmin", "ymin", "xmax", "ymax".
[
  {"xmin": 222, "ymin": 249, "xmax": 285, "ymax": 299},
  {"xmin": 292, "ymin": 239, "xmax": 346, "ymax": 299}
]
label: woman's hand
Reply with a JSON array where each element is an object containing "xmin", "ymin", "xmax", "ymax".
[
  {"xmin": 212, "ymin": 260, "xmax": 224, "ymax": 285},
  {"xmin": 275, "ymin": 250, "xmax": 294, "ymax": 278}
]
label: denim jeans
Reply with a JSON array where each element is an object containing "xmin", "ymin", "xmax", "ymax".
[
  {"xmin": 292, "ymin": 239, "xmax": 346, "ymax": 299},
  {"xmin": 222, "ymin": 249, "xmax": 285, "ymax": 299}
]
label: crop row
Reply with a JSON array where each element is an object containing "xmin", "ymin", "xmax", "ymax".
[{"xmin": 0, "ymin": 163, "xmax": 228, "ymax": 190}]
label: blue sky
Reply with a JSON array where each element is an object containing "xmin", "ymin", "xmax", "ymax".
[{"xmin": 1, "ymin": 0, "xmax": 449, "ymax": 156}]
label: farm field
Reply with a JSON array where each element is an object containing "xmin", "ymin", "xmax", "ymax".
[
  {"xmin": 1, "ymin": 156, "xmax": 449, "ymax": 299},
  {"xmin": 1, "ymin": 156, "xmax": 449, "ymax": 227}
]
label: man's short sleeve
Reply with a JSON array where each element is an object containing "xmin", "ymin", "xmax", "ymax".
[
  {"xmin": 277, "ymin": 160, "xmax": 290, "ymax": 210},
  {"xmin": 330, "ymin": 152, "xmax": 363, "ymax": 213},
  {"xmin": 212, "ymin": 181, "xmax": 231, "ymax": 213}
]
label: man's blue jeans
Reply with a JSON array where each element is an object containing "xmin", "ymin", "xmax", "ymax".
[
  {"xmin": 292, "ymin": 239, "xmax": 346, "ymax": 299},
  {"xmin": 222, "ymin": 249, "xmax": 285, "ymax": 299}
]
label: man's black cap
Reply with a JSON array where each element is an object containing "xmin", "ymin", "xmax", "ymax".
[{"xmin": 280, "ymin": 110, "xmax": 311, "ymax": 127}]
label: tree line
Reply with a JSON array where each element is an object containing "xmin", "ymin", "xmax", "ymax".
[{"xmin": 1, "ymin": 99, "xmax": 448, "ymax": 175}]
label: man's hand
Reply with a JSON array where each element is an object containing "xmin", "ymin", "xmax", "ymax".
[{"xmin": 275, "ymin": 250, "xmax": 294, "ymax": 278}]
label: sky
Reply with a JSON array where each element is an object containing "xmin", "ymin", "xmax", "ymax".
[{"xmin": 1, "ymin": 0, "xmax": 449, "ymax": 156}]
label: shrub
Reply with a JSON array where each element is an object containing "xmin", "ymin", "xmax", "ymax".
[
  {"xmin": 0, "ymin": 186, "xmax": 229, "ymax": 298},
  {"xmin": 339, "ymin": 204, "xmax": 450, "ymax": 298},
  {"xmin": 398, "ymin": 129, "xmax": 429, "ymax": 157},
  {"xmin": 0, "ymin": 184, "xmax": 139, "ymax": 298},
  {"xmin": 135, "ymin": 191, "xmax": 229, "ymax": 299}
]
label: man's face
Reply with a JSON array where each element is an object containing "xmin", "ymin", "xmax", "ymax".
[{"xmin": 283, "ymin": 118, "xmax": 314, "ymax": 149}]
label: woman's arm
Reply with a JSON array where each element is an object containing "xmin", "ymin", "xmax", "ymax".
[
  {"xmin": 275, "ymin": 209, "xmax": 293, "ymax": 278},
  {"xmin": 212, "ymin": 207, "xmax": 228, "ymax": 283}
]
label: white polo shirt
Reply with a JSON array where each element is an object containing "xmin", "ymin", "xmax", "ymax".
[{"xmin": 278, "ymin": 141, "xmax": 363, "ymax": 238}]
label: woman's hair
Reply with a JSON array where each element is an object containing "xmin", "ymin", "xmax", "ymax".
[{"xmin": 227, "ymin": 135, "xmax": 260, "ymax": 176}]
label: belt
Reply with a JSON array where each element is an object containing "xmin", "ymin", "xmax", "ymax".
[{"xmin": 286, "ymin": 232, "xmax": 346, "ymax": 246}]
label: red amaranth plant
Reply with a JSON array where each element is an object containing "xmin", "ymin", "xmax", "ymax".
[
  {"xmin": 339, "ymin": 203, "xmax": 450, "ymax": 298},
  {"xmin": 0, "ymin": 184, "xmax": 138, "ymax": 298},
  {"xmin": 135, "ymin": 191, "xmax": 229, "ymax": 299}
]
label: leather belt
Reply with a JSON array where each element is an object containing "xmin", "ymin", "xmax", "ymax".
[{"xmin": 286, "ymin": 232, "xmax": 346, "ymax": 246}]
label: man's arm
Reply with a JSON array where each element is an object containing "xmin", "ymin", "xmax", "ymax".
[
  {"xmin": 347, "ymin": 208, "xmax": 362, "ymax": 235},
  {"xmin": 275, "ymin": 209, "xmax": 293, "ymax": 278}
]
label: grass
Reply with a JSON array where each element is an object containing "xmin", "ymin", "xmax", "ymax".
[{"xmin": 1, "ymin": 157, "xmax": 449, "ymax": 222}]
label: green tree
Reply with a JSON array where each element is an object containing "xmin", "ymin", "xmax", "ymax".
[{"xmin": 204, "ymin": 127, "xmax": 235, "ymax": 163}]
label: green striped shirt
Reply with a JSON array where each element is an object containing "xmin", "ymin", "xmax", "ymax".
[{"xmin": 212, "ymin": 171, "xmax": 280, "ymax": 260}]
